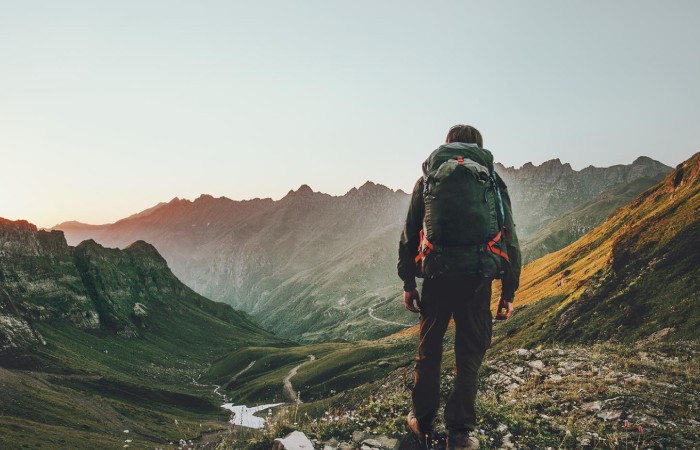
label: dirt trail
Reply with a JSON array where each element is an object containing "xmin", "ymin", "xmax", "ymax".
[
  {"xmin": 225, "ymin": 360, "xmax": 256, "ymax": 387},
  {"xmin": 283, "ymin": 355, "xmax": 316, "ymax": 403},
  {"xmin": 367, "ymin": 305, "xmax": 412, "ymax": 327}
]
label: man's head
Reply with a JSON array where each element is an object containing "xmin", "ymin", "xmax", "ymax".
[{"xmin": 445, "ymin": 125, "xmax": 483, "ymax": 147}]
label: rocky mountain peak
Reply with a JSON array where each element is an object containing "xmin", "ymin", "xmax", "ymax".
[
  {"xmin": 296, "ymin": 184, "xmax": 314, "ymax": 194},
  {"xmin": 125, "ymin": 240, "xmax": 168, "ymax": 265},
  {"xmin": 194, "ymin": 194, "xmax": 225, "ymax": 204},
  {"xmin": 1, "ymin": 219, "xmax": 73, "ymax": 259},
  {"xmin": 166, "ymin": 197, "xmax": 193, "ymax": 206},
  {"xmin": 283, "ymin": 184, "xmax": 316, "ymax": 200},
  {"xmin": 346, "ymin": 181, "xmax": 396, "ymax": 198},
  {"xmin": 633, "ymin": 155, "xmax": 656, "ymax": 165}
]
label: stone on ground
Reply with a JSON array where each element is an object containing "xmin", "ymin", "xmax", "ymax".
[{"xmin": 272, "ymin": 431, "xmax": 315, "ymax": 450}]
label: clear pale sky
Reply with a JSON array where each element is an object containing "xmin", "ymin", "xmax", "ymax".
[{"xmin": 2, "ymin": 1, "xmax": 698, "ymax": 228}]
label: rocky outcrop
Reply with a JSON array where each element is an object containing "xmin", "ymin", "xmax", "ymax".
[{"xmin": 0, "ymin": 217, "xmax": 270, "ymax": 356}]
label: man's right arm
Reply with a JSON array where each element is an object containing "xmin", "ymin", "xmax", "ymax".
[{"xmin": 397, "ymin": 178, "xmax": 424, "ymax": 292}]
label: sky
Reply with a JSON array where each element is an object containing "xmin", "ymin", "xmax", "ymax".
[{"xmin": 1, "ymin": 1, "xmax": 699, "ymax": 228}]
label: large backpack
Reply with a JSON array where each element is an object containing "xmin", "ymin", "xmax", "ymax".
[{"xmin": 415, "ymin": 142, "xmax": 510, "ymax": 279}]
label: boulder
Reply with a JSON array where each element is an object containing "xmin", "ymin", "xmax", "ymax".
[
  {"xmin": 273, "ymin": 431, "xmax": 315, "ymax": 450},
  {"xmin": 596, "ymin": 410, "xmax": 622, "ymax": 421},
  {"xmin": 352, "ymin": 431, "xmax": 368, "ymax": 442},
  {"xmin": 515, "ymin": 348, "xmax": 531, "ymax": 357},
  {"xmin": 528, "ymin": 360, "xmax": 545, "ymax": 370},
  {"xmin": 582, "ymin": 401, "xmax": 602, "ymax": 412},
  {"xmin": 362, "ymin": 437, "xmax": 398, "ymax": 450}
]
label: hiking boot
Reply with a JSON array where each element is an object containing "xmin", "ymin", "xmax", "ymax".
[
  {"xmin": 406, "ymin": 411, "xmax": 432, "ymax": 444},
  {"xmin": 446, "ymin": 431, "xmax": 479, "ymax": 450}
]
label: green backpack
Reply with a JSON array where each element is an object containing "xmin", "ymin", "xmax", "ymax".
[{"xmin": 415, "ymin": 142, "xmax": 510, "ymax": 279}]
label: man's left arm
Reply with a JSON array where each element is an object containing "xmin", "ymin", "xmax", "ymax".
[{"xmin": 497, "ymin": 173, "xmax": 522, "ymax": 306}]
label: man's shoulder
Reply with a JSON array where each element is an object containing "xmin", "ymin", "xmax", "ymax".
[{"xmin": 412, "ymin": 177, "xmax": 424, "ymax": 192}]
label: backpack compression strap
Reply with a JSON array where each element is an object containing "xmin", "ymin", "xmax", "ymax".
[
  {"xmin": 415, "ymin": 229, "xmax": 508, "ymax": 262},
  {"xmin": 414, "ymin": 229, "xmax": 434, "ymax": 263},
  {"xmin": 486, "ymin": 230, "xmax": 510, "ymax": 261}
]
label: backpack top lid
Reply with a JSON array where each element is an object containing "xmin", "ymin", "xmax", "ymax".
[{"xmin": 422, "ymin": 142, "xmax": 495, "ymax": 176}]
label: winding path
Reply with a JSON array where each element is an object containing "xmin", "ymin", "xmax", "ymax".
[
  {"xmin": 191, "ymin": 376, "xmax": 226, "ymax": 400},
  {"xmin": 367, "ymin": 305, "xmax": 412, "ymax": 327},
  {"xmin": 283, "ymin": 355, "xmax": 316, "ymax": 404},
  {"xmin": 226, "ymin": 360, "xmax": 256, "ymax": 386}
]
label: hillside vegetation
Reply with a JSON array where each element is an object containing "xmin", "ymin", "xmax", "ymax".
[
  {"xmin": 520, "ymin": 174, "xmax": 666, "ymax": 262},
  {"xmin": 491, "ymin": 152, "xmax": 699, "ymax": 349}
]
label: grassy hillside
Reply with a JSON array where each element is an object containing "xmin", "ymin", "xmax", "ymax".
[
  {"xmin": 520, "ymin": 174, "xmax": 666, "ymax": 262},
  {"xmin": 0, "ymin": 219, "xmax": 288, "ymax": 449},
  {"xmin": 490, "ymin": 152, "xmax": 699, "ymax": 349}
]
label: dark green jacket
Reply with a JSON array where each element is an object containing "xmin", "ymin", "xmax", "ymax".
[{"xmin": 397, "ymin": 173, "xmax": 522, "ymax": 301}]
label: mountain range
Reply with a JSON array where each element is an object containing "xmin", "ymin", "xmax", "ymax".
[{"xmin": 52, "ymin": 157, "xmax": 670, "ymax": 341}]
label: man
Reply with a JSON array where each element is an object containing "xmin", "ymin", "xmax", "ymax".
[{"xmin": 397, "ymin": 125, "xmax": 521, "ymax": 450}]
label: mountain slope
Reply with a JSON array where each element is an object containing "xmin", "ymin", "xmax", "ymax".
[
  {"xmin": 0, "ymin": 218, "xmax": 287, "ymax": 448},
  {"xmin": 492, "ymin": 152, "xmax": 699, "ymax": 349},
  {"xmin": 520, "ymin": 173, "xmax": 667, "ymax": 262}
]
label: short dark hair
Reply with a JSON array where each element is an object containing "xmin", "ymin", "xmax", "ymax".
[{"xmin": 445, "ymin": 125, "xmax": 483, "ymax": 147}]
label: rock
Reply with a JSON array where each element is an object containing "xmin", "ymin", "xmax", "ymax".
[
  {"xmin": 637, "ymin": 414, "xmax": 661, "ymax": 427},
  {"xmin": 582, "ymin": 401, "xmax": 602, "ymax": 412},
  {"xmin": 515, "ymin": 348, "xmax": 531, "ymax": 357},
  {"xmin": 132, "ymin": 302, "xmax": 148, "ymax": 317},
  {"xmin": 547, "ymin": 374, "xmax": 563, "ymax": 383},
  {"xmin": 360, "ymin": 445, "xmax": 371, "ymax": 450},
  {"xmin": 513, "ymin": 366, "xmax": 524, "ymax": 374},
  {"xmin": 273, "ymin": 432, "xmax": 315, "ymax": 450},
  {"xmin": 362, "ymin": 436, "xmax": 398, "ymax": 449},
  {"xmin": 372, "ymin": 436, "xmax": 398, "ymax": 450},
  {"xmin": 640, "ymin": 327, "xmax": 676, "ymax": 344},
  {"xmin": 558, "ymin": 360, "xmax": 582, "ymax": 372},
  {"xmin": 337, "ymin": 442, "xmax": 353, "ymax": 450},
  {"xmin": 528, "ymin": 360, "xmax": 545, "ymax": 370},
  {"xmin": 624, "ymin": 374, "xmax": 647, "ymax": 385},
  {"xmin": 324, "ymin": 438, "xmax": 339, "ymax": 449},
  {"xmin": 486, "ymin": 373, "xmax": 511, "ymax": 386},
  {"xmin": 596, "ymin": 410, "xmax": 622, "ymax": 421},
  {"xmin": 501, "ymin": 432, "xmax": 516, "ymax": 449},
  {"xmin": 496, "ymin": 423, "xmax": 508, "ymax": 433},
  {"xmin": 352, "ymin": 431, "xmax": 368, "ymax": 443}
]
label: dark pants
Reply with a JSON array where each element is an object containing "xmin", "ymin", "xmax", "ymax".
[{"xmin": 412, "ymin": 277, "xmax": 493, "ymax": 433}]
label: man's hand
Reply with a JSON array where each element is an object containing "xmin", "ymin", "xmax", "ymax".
[
  {"xmin": 495, "ymin": 299, "xmax": 514, "ymax": 320},
  {"xmin": 403, "ymin": 289, "xmax": 421, "ymax": 313},
  {"xmin": 503, "ymin": 301, "xmax": 514, "ymax": 318}
]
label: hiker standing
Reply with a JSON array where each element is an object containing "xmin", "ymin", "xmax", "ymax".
[{"xmin": 397, "ymin": 125, "xmax": 521, "ymax": 450}]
